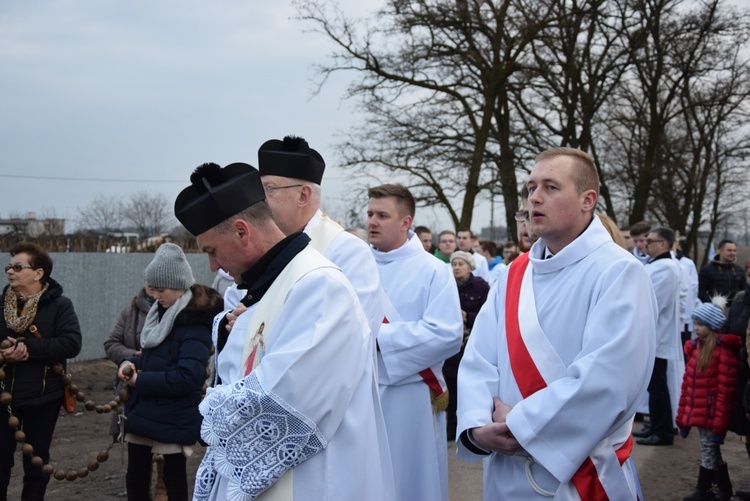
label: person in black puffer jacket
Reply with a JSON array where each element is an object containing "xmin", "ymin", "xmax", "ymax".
[
  {"xmin": 729, "ymin": 259, "xmax": 750, "ymax": 500},
  {"xmin": 117, "ymin": 243, "xmax": 222, "ymax": 501},
  {"xmin": 0, "ymin": 242, "xmax": 82, "ymax": 501}
]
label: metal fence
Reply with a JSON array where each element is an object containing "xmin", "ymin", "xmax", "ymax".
[{"xmin": 0, "ymin": 252, "xmax": 215, "ymax": 362}]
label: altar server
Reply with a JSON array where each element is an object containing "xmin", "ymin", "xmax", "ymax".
[
  {"xmin": 367, "ymin": 184, "xmax": 463, "ymax": 501},
  {"xmin": 457, "ymin": 147, "xmax": 657, "ymax": 500}
]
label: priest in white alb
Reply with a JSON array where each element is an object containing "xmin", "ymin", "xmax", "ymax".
[{"xmin": 174, "ymin": 161, "xmax": 394, "ymax": 501}]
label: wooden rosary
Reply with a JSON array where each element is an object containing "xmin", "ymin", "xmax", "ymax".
[{"xmin": 0, "ymin": 338, "xmax": 131, "ymax": 482}]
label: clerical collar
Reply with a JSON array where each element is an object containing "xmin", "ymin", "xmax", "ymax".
[
  {"xmin": 544, "ymin": 247, "xmax": 555, "ymax": 259},
  {"xmin": 647, "ymin": 251, "xmax": 672, "ymax": 264},
  {"xmin": 237, "ymin": 231, "xmax": 310, "ymax": 306}
]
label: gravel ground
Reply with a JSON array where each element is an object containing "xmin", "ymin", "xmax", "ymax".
[{"xmin": 5, "ymin": 359, "xmax": 750, "ymax": 500}]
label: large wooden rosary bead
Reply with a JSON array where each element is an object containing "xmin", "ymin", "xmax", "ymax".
[
  {"xmin": 84, "ymin": 401, "xmax": 96, "ymax": 411},
  {"xmin": 7, "ymin": 416, "xmax": 19, "ymax": 430},
  {"xmin": 75, "ymin": 393, "xmax": 86, "ymax": 403},
  {"xmin": 51, "ymin": 363, "xmax": 64, "ymax": 376},
  {"xmin": 121, "ymin": 365, "xmax": 134, "ymax": 378},
  {"xmin": 31, "ymin": 456, "xmax": 43, "ymax": 468},
  {"xmin": 68, "ymin": 384, "xmax": 79, "ymax": 395},
  {"xmin": 0, "ymin": 340, "xmax": 12, "ymax": 350},
  {"xmin": 77, "ymin": 467, "xmax": 89, "ymax": 478},
  {"xmin": 65, "ymin": 470, "xmax": 77, "ymax": 481},
  {"xmin": 0, "ymin": 392, "xmax": 12, "ymax": 406},
  {"xmin": 96, "ymin": 451, "xmax": 109, "ymax": 463},
  {"xmin": 87, "ymin": 461, "xmax": 99, "ymax": 472},
  {"xmin": 41, "ymin": 464, "xmax": 54, "ymax": 476},
  {"xmin": 21, "ymin": 443, "xmax": 33, "ymax": 456},
  {"xmin": 14, "ymin": 430, "xmax": 25, "ymax": 443}
]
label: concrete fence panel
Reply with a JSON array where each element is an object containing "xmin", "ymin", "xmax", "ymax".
[{"xmin": 0, "ymin": 252, "xmax": 216, "ymax": 362}]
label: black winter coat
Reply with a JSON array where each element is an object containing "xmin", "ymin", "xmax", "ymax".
[
  {"xmin": 0, "ymin": 278, "xmax": 82, "ymax": 408},
  {"xmin": 698, "ymin": 257, "xmax": 745, "ymax": 305},
  {"xmin": 729, "ymin": 285, "xmax": 750, "ymax": 435},
  {"xmin": 457, "ymin": 275, "xmax": 491, "ymax": 332},
  {"xmin": 124, "ymin": 294, "xmax": 222, "ymax": 445},
  {"xmin": 728, "ymin": 286, "xmax": 750, "ymax": 341}
]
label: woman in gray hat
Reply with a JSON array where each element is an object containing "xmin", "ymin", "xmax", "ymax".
[{"xmin": 117, "ymin": 243, "xmax": 223, "ymax": 501}]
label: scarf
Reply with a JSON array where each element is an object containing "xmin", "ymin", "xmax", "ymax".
[
  {"xmin": 140, "ymin": 289, "xmax": 192, "ymax": 349},
  {"xmin": 3, "ymin": 283, "xmax": 50, "ymax": 334}
]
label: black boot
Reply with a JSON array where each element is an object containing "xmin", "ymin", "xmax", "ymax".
[
  {"xmin": 716, "ymin": 462, "xmax": 733, "ymax": 501},
  {"xmin": 736, "ymin": 443, "xmax": 750, "ymax": 500},
  {"xmin": 683, "ymin": 466, "xmax": 717, "ymax": 501}
]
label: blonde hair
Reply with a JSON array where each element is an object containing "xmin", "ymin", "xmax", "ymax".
[
  {"xmin": 697, "ymin": 330, "xmax": 718, "ymax": 372},
  {"xmin": 535, "ymin": 147, "xmax": 599, "ymax": 196},
  {"xmin": 597, "ymin": 214, "xmax": 627, "ymax": 249}
]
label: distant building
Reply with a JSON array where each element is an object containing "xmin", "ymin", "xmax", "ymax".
[{"xmin": 0, "ymin": 212, "xmax": 65, "ymax": 237}]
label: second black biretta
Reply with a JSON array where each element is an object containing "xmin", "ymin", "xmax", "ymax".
[{"xmin": 257, "ymin": 136, "xmax": 326, "ymax": 185}]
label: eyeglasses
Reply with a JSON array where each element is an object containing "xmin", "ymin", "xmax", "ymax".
[
  {"xmin": 263, "ymin": 184, "xmax": 302, "ymax": 196},
  {"xmin": 514, "ymin": 211, "xmax": 529, "ymax": 222},
  {"xmin": 439, "ymin": 240, "xmax": 455, "ymax": 245},
  {"xmin": 4, "ymin": 264, "xmax": 34, "ymax": 273},
  {"xmin": 645, "ymin": 239, "xmax": 665, "ymax": 245}
]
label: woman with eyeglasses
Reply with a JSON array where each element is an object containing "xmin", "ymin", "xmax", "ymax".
[{"xmin": 0, "ymin": 242, "xmax": 82, "ymax": 500}]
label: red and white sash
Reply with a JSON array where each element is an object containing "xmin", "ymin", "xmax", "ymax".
[
  {"xmin": 506, "ymin": 253, "xmax": 635, "ymax": 500},
  {"xmin": 380, "ymin": 292, "xmax": 447, "ymax": 403}
]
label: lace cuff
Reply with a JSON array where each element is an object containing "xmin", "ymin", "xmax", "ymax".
[{"xmin": 194, "ymin": 373, "xmax": 326, "ymax": 500}]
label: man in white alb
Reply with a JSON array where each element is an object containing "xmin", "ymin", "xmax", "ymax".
[
  {"xmin": 457, "ymin": 147, "xmax": 657, "ymax": 499},
  {"xmin": 367, "ymin": 184, "xmax": 463, "ymax": 501}
]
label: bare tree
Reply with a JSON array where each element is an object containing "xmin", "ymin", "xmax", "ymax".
[
  {"xmin": 600, "ymin": 0, "xmax": 750, "ymax": 253},
  {"xmin": 297, "ymin": 0, "xmax": 553, "ymax": 229},
  {"xmin": 120, "ymin": 191, "xmax": 174, "ymax": 239},
  {"xmin": 299, "ymin": 0, "xmax": 750, "ymax": 238},
  {"xmin": 76, "ymin": 194, "xmax": 123, "ymax": 235},
  {"xmin": 515, "ymin": 0, "xmax": 638, "ymax": 221}
]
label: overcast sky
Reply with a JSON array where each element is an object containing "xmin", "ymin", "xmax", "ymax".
[
  {"xmin": 2, "ymin": 1, "xmax": 747, "ymax": 237},
  {"xmin": 0, "ymin": 0, "xmax": 459, "ymax": 233}
]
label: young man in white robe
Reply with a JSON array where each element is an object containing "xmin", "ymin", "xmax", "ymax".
[
  {"xmin": 634, "ymin": 226, "xmax": 683, "ymax": 447},
  {"xmin": 674, "ymin": 238, "xmax": 700, "ymax": 344},
  {"xmin": 367, "ymin": 184, "xmax": 463, "ymax": 501},
  {"xmin": 175, "ymin": 162, "xmax": 394, "ymax": 501},
  {"xmin": 456, "ymin": 147, "xmax": 658, "ymax": 500}
]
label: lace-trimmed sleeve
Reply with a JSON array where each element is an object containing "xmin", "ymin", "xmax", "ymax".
[{"xmin": 194, "ymin": 372, "xmax": 327, "ymax": 500}]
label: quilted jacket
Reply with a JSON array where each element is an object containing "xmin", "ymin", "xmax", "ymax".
[{"xmin": 676, "ymin": 333, "xmax": 742, "ymax": 436}]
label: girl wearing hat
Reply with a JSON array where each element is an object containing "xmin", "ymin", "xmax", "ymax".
[
  {"xmin": 117, "ymin": 243, "xmax": 222, "ymax": 501},
  {"xmin": 676, "ymin": 296, "xmax": 741, "ymax": 501}
]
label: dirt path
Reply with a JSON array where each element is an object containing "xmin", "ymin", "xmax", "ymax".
[{"xmin": 4, "ymin": 359, "xmax": 750, "ymax": 500}]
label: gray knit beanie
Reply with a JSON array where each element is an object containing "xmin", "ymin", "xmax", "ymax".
[{"xmin": 145, "ymin": 243, "xmax": 195, "ymax": 290}]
